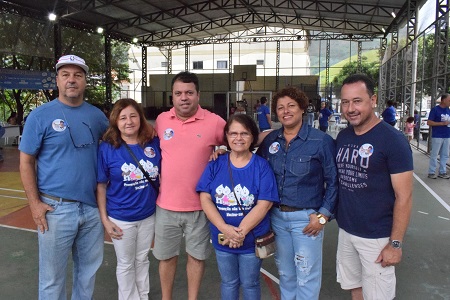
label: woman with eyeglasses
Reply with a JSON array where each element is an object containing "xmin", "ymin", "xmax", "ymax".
[
  {"xmin": 256, "ymin": 87, "xmax": 338, "ymax": 300},
  {"xmin": 96, "ymin": 98, "xmax": 160, "ymax": 300},
  {"xmin": 196, "ymin": 114, "xmax": 279, "ymax": 300}
]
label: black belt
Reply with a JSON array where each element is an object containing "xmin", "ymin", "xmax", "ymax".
[
  {"xmin": 39, "ymin": 192, "xmax": 78, "ymax": 203},
  {"xmin": 277, "ymin": 204, "xmax": 308, "ymax": 212}
]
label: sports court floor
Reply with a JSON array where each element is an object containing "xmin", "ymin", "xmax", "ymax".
[{"xmin": 0, "ymin": 143, "xmax": 449, "ymax": 299}]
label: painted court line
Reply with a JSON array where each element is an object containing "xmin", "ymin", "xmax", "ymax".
[
  {"xmin": 0, "ymin": 187, "xmax": 25, "ymax": 193},
  {"xmin": 417, "ymin": 211, "xmax": 429, "ymax": 215},
  {"xmin": 413, "ymin": 173, "xmax": 450, "ymax": 213}
]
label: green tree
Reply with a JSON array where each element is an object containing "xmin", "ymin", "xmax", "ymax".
[
  {"xmin": 0, "ymin": 12, "xmax": 130, "ymax": 123},
  {"xmin": 331, "ymin": 60, "xmax": 380, "ymax": 98}
]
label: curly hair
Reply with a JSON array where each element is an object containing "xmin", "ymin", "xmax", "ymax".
[
  {"xmin": 224, "ymin": 114, "xmax": 259, "ymax": 152},
  {"xmin": 102, "ymin": 98, "xmax": 154, "ymax": 148},
  {"xmin": 271, "ymin": 86, "xmax": 309, "ymax": 113}
]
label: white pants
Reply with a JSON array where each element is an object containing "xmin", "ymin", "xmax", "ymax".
[{"xmin": 110, "ymin": 214, "xmax": 155, "ymax": 300}]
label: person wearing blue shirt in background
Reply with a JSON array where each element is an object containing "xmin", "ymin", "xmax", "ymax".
[
  {"xmin": 381, "ymin": 100, "xmax": 397, "ymax": 126},
  {"xmin": 19, "ymin": 55, "xmax": 108, "ymax": 299},
  {"xmin": 318, "ymin": 101, "xmax": 333, "ymax": 132},
  {"xmin": 257, "ymin": 96, "xmax": 272, "ymax": 131},
  {"xmin": 427, "ymin": 94, "xmax": 450, "ymax": 179},
  {"xmin": 257, "ymin": 86, "xmax": 338, "ymax": 300},
  {"xmin": 97, "ymin": 98, "xmax": 160, "ymax": 299}
]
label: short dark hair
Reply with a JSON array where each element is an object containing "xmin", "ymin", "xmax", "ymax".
[
  {"xmin": 441, "ymin": 93, "xmax": 449, "ymax": 101},
  {"xmin": 260, "ymin": 96, "xmax": 268, "ymax": 104},
  {"xmin": 171, "ymin": 71, "xmax": 199, "ymax": 92},
  {"xmin": 386, "ymin": 100, "xmax": 394, "ymax": 106},
  {"xmin": 271, "ymin": 86, "xmax": 309, "ymax": 113},
  {"xmin": 224, "ymin": 114, "xmax": 259, "ymax": 152},
  {"xmin": 342, "ymin": 74, "xmax": 375, "ymax": 97}
]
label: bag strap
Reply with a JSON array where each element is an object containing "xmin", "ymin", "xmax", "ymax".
[{"xmin": 123, "ymin": 142, "xmax": 159, "ymax": 192}]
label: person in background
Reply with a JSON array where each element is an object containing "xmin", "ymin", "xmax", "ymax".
[
  {"xmin": 306, "ymin": 99, "xmax": 316, "ymax": 127},
  {"xmin": 0, "ymin": 124, "xmax": 4, "ymax": 162},
  {"xmin": 413, "ymin": 110, "xmax": 420, "ymax": 141},
  {"xmin": 257, "ymin": 86, "xmax": 338, "ymax": 299},
  {"xmin": 97, "ymin": 98, "xmax": 160, "ymax": 300},
  {"xmin": 427, "ymin": 93, "xmax": 450, "ymax": 179},
  {"xmin": 404, "ymin": 116, "xmax": 415, "ymax": 143},
  {"xmin": 19, "ymin": 54, "xmax": 108, "ymax": 299},
  {"xmin": 7, "ymin": 111, "xmax": 17, "ymax": 125},
  {"xmin": 335, "ymin": 74, "xmax": 413, "ymax": 300},
  {"xmin": 381, "ymin": 100, "xmax": 397, "ymax": 126},
  {"xmin": 197, "ymin": 114, "xmax": 279, "ymax": 299},
  {"xmin": 256, "ymin": 96, "xmax": 272, "ymax": 132},
  {"xmin": 318, "ymin": 101, "xmax": 333, "ymax": 132},
  {"xmin": 153, "ymin": 71, "xmax": 226, "ymax": 300}
]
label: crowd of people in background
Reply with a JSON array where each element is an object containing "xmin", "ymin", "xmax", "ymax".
[{"xmin": 11, "ymin": 53, "xmax": 449, "ymax": 300}]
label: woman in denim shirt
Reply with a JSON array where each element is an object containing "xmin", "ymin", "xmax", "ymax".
[{"xmin": 257, "ymin": 87, "xmax": 338, "ymax": 300}]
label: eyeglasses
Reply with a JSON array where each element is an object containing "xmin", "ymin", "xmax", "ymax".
[
  {"xmin": 227, "ymin": 132, "xmax": 251, "ymax": 139},
  {"xmin": 67, "ymin": 122, "xmax": 95, "ymax": 148}
]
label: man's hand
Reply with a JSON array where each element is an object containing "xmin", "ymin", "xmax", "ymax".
[
  {"xmin": 376, "ymin": 243, "xmax": 402, "ymax": 267},
  {"xmin": 209, "ymin": 148, "xmax": 227, "ymax": 161},
  {"xmin": 30, "ymin": 202, "xmax": 54, "ymax": 233},
  {"xmin": 303, "ymin": 213, "xmax": 326, "ymax": 237}
]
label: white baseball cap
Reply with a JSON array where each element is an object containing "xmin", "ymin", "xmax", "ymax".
[{"xmin": 56, "ymin": 55, "xmax": 89, "ymax": 73}]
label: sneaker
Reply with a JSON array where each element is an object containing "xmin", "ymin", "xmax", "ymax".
[
  {"xmin": 438, "ymin": 173, "xmax": 450, "ymax": 179},
  {"xmin": 428, "ymin": 174, "xmax": 437, "ymax": 179}
]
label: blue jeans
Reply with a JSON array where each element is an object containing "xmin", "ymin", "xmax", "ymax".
[
  {"xmin": 215, "ymin": 249, "xmax": 262, "ymax": 300},
  {"xmin": 428, "ymin": 137, "xmax": 450, "ymax": 174},
  {"xmin": 307, "ymin": 113, "xmax": 315, "ymax": 127},
  {"xmin": 271, "ymin": 208, "xmax": 324, "ymax": 300},
  {"xmin": 39, "ymin": 196, "xmax": 104, "ymax": 300}
]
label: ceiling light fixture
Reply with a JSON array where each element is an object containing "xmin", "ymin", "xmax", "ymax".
[
  {"xmin": 381, "ymin": 28, "xmax": 386, "ymax": 33},
  {"xmin": 48, "ymin": 13, "xmax": 57, "ymax": 21},
  {"xmin": 391, "ymin": 12, "xmax": 396, "ymax": 18},
  {"xmin": 132, "ymin": 37, "xmax": 138, "ymax": 43},
  {"xmin": 97, "ymin": 27, "xmax": 104, "ymax": 34}
]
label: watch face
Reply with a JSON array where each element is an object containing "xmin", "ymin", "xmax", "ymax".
[
  {"xmin": 318, "ymin": 217, "xmax": 326, "ymax": 225},
  {"xmin": 391, "ymin": 240, "xmax": 402, "ymax": 249}
]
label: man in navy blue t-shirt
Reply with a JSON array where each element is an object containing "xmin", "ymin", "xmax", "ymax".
[
  {"xmin": 427, "ymin": 94, "xmax": 450, "ymax": 179},
  {"xmin": 335, "ymin": 74, "xmax": 413, "ymax": 300}
]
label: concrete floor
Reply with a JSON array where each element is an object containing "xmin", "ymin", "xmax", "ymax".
[{"xmin": 0, "ymin": 134, "xmax": 449, "ymax": 299}]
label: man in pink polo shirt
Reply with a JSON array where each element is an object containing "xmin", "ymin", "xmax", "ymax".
[{"xmin": 153, "ymin": 71, "xmax": 226, "ymax": 300}]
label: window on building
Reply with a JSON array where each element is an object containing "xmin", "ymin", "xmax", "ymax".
[
  {"xmin": 217, "ymin": 60, "xmax": 228, "ymax": 69},
  {"xmin": 161, "ymin": 61, "xmax": 168, "ymax": 67},
  {"xmin": 256, "ymin": 59, "xmax": 264, "ymax": 65},
  {"xmin": 193, "ymin": 61, "xmax": 203, "ymax": 69}
]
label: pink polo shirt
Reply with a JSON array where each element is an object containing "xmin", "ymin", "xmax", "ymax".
[{"xmin": 155, "ymin": 106, "xmax": 226, "ymax": 211}]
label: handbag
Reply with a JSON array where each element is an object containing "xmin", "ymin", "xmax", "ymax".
[
  {"xmin": 123, "ymin": 142, "xmax": 159, "ymax": 192},
  {"xmin": 227, "ymin": 155, "xmax": 276, "ymax": 259}
]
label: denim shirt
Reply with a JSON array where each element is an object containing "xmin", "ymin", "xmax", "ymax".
[{"xmin": 256, "ymin": 123, "xmax": 338, "ymax": 217}]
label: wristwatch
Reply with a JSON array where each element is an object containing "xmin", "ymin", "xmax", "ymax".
[
  {"xmin": 316, "ymin": 213, "xmax": 327, "ymax": 225},
  {"xmin": 390, "ymin": 239, "xmax": 402, "ymax": 249}
]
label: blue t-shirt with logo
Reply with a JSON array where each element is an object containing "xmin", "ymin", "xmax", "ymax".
[
  {"xmin": 319, "ymin": 108, "xmax": 333, "ymax": 127},
  {"xmin": 196, "ymin": 153, "xmax": 279, "ymax": 254},
  {"xmin": 429, "ymin": 105, "xmax": 450, "ymax": 138},
  {"xmin": 335, "ymin": 121, "xmax": 413, "ymax": 238},
  {"xmin": 19, "ymin": 99, "xmax": 108, "ymax": 206},
  {"xmin": 97, "ymin": 139, "xmax": 161, "ymax": 222},
  {"xmin": 257, "ymin": 105, "xmax": 271, "ymax": 130}
]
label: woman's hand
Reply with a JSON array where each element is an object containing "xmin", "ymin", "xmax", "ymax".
[
  {"xmin": 219, "ymin": 224, "xmax": 244, "ymax": 247},
  {"xmin": 103, "ymin": 220, "xmax": 123, "ymax": 240}
]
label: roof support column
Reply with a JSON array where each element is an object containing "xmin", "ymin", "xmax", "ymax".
[
  {"xmin": 104, "ymin": 35, "xmax": 112, "ymax": 108},
  {"xmin": 228, "ymin": 42, "xmax": 232, "ymax": 91},
  {"xmin": 185, "ymin": 45, "xmax": 189, "ymax": 71},
  {"xmin": 167, "ymin": 48, "xmax": 172, "ymax": 74},
  {"xmin": 142, "ymin": 46, "xmax": 147, "ymax": 88},
  {"xmin": 379, "ymin": 38, "xmax": 388, "ymax": 105},
  {"xmin": 325, "ymin": 40, "xmax": 330, "ymax": 99},
  {"xmin": 53, "ymin": 22, "xmax": 62, "ymax": 99},
  {"xmin": 388, "ymin": 23, "xmax": 399, "ymax": 104},
  {"xmin": 402, "ymin": 0, "xmax": 418, "ymax": 118},
  {"xmin": 357, "ymin": 41, "xmax": 362, "ymax": 73},
  {"xmin": 276, "ymin": 41, "xmax": 280, "ymax": 91},
  {"xmin": 431, "ymin": 0, "xmax": 449, "ymax": 107}
]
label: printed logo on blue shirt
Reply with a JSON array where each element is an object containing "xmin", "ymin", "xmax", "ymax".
[
  {"xmin": 52, "ymin": 119, "xmax": 66, "ymax": 132},
  {"xmin": 269, "ymin": 142, "xmax": 280, "ymax": 154},
  {"xmin": 163, "ymin": 128, "xmax": 174, "ymax": 140}
]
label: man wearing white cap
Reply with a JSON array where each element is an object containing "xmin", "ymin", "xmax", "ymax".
[{"xmin": 19, "ymin": 55, "xmax": 109, "ymax": 299}]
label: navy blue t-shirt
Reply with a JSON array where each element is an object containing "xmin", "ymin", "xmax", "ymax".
[{"xmin": 335, "ymin": 121, "xmax": 413, "ymax": 238}]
